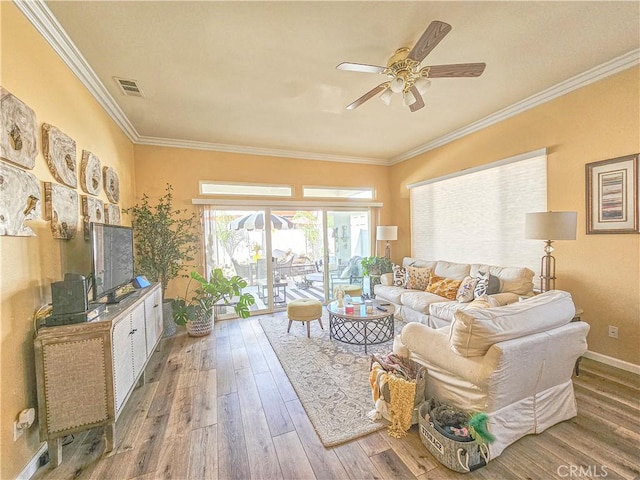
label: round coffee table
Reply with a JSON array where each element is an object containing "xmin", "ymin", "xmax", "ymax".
[{"xmin": 326, "ymin": 299, "xmax": 395, "ymax": 353}]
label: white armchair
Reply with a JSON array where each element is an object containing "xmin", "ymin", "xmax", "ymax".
[{"xmin": 393, "ymin": 290, "xmax": 589, "ymax": 459}]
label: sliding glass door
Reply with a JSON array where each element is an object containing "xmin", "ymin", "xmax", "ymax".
[{"xmin": 202, "ymin": 206, "xmax": 371, "ymax": 316}]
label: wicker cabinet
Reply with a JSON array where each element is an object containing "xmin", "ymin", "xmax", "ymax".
[{"xmin": 33, "ymin": 283, "xmax": 163, "ymax": 467}]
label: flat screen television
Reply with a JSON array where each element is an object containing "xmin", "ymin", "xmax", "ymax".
[{"xmin": 90, "ymin": 223, "xmax": 135, "ymax": 304}]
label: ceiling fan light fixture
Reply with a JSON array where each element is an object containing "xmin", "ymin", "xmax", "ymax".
[
  {"xmin": 379, "ymin": 88, "xmax": 393, "ymax": 106},
  {"xmin": 403, "ymin": 90, "xmax": 417, "ymax": 107},
  {"xmin": 389, "ymin": 76, "xmax": 405, "ymax": 93},
  {"xmin": 415, "ymin": 77, "xmax": 432, "ymax": 95}
]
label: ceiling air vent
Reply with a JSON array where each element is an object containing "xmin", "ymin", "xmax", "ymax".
[{"xmin": 113, "ymin": 77, "xmax": 144, "ymax": 97}]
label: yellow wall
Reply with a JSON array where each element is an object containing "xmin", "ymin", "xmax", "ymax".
[
  {"xmin": 132, "ymin": 145, "xmax": 392, "ymax": 299},
  {"xmin": 0, "ymin": 4, "xmax": 135, "ymax": 478},
  {"xmin": 389, "ymin": 67, "xmax": 640, "ymax": 365}
]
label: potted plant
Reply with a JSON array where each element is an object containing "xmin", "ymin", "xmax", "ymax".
[
  {"xmin": 361, "ymin": 256, "xmax": 393, "ymax": 296},
  {"xmin": 123, "ymin": 184, "xmax": 199, "ymax": 336},
  {"xmin": 172, "ymin": 269, "xmax": 256, "ymax": 337}
]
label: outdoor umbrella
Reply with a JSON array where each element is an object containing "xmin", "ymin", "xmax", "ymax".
[{"xmin": 228, "ymin": 212, "xmax": 293, "ymax": 231}]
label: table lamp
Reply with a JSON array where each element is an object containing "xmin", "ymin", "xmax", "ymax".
[
  {"xmin": 376, "ymin": 226, "xmax": 398, "ymax": 260},
  {"xmin": 524, "ymin": 211, "xmax": 577, "ymax": 292}
]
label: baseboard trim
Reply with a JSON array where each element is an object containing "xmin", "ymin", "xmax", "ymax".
[
  {"xmin": 17, "ymin": 442, "xmax": 47, "ymax": 480},
  {"xmin": 584, "ymin": 350, "xmax": 640, "ymax": 375}
]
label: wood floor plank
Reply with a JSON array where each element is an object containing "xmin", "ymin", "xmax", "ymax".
[
  {"xmin": 88, "ymin": 449, "xmax": 137, "ymax": 480},
  {"xmin": 200, "ymin": 342, "xmax": 217, "ymax": 371},
  {"xmin": 285, "ymin": 399, "xmax": 350, "ymax": 479},
  {"xmin": 232, "ymin": 346, "xmax": 251, "ymax": 371},
  {"xmin": 579, "ymin": 358, "xmax": 640, "ymax": 390},
  {"xmin": 216, "ymin": 335, "xmax": 237, "ymax": 395},
  {"xmin": 147, "ymin": 357, "xmax": 181, "ymax": 418},
  {"xmin": 254, "ymin": 371, "xmax": 295, "ymax": 437},
  {"xmin": 192, "ymin": 369, "xmax": 217, "ymax": 430},
  {"xmin": 228, "ymin": 319, "xmax": 245, "ymax": 349},
  {"xmin": 384, "ymin": 426, "xmax": 440, "ymax": 477},
  {"xmin": 244, "ymin": 339, "xmax": 271, "ymax": 374},
  {"xmin": 256, "ymin": 337, "xmax": 298, "ymax": 402},
  {"xmin": 235, "ymin": 368, "xmax": 283, "ymax": 479},
  {"xmin": 358, "ymin": 430, "xmax": 392, "ymax": 457},
  {"xmin": 239, "ymin": 317, "xmax": 259, "ymax": 344},
  {"xmin": 47, "ymin": 428, "xmax": 103, "ymax": 480},
  {"xmin": 188, "ymin": 425, "xmax": 218, "ymax": 480},
  {"xmin": 153, "ymin": 432, "xmax": 191, "ymax": 480},
  {"xmin": 217, "ymin": 393, "xmax": 251, "ymax": 480},
  {"xmin": 164, "ymin": 385, "xmax": 194, "ymax": 439},
  {"xmin": 115, "ymin": 381, "xmax": 159, "ymax": 454},
  {"xmin": 573, "ymin": 372, "xmax": 640, "ymax": 410},
  {"xmin": 126, "ymin": 413, "xmax": 169, "ymax": 478},
  {"xmin": 333, "ymin": 441, "xmax": 384, "ymax": 480},
  {"xmin": 370, "ymin": 449, "xmax": 417, "ymax": 479},
  {"xmin": 272, "ymin": 431, "xmax": 317, "ymax": 480}
]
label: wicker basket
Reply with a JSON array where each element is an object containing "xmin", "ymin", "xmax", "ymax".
[
  {"xmin": 186, "ymin": 312, "xmax": 213, "ymax": 337},
  {"xmin": 418, "ymin": 402, "xmax": 489, "ymax": 473}
]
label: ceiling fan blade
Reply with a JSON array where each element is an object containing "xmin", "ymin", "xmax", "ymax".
[
  {"xmin": 346, "ymin": 84, "xmax": 387, "ymax": 110},
  {"xmin": 407, "ymin": 20, "xmax": 452, "ymax": 63},
  {"xmin": 426, "ymin": 63, "xmax": 486, "ymax": 78},
  {"xmin": 336, "ymin": 62, "xmax": 386, "ymax": 74},
  {"xmin": 409, "ymin": 86, "xmax": 425, "ymax": 112}
]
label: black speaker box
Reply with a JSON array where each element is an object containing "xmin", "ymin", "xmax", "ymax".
[{"xmin": 52, "ymin": 276, "xmax": 88, "ymax": 315}]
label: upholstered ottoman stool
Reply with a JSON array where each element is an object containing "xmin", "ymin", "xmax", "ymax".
[
  {"xmin": 333, "ymin": 284, "xmax": 362, "ymax": 298},
  {"xmin": 287, "ymin": 299, "xmax": 323, "ymax": 338}
]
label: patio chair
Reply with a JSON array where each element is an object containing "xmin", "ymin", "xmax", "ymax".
[{"xmin": 232, "ymin": 259, "xmax": 253, "ymax": 285}]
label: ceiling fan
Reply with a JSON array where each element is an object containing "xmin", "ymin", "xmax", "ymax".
[{"xmin": 337, "ymin": 20, "xmax": 486, "ymax": 112}]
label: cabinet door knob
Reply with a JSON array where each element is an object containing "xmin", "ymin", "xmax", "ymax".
[{"xmin": 129, "ymin": 328, "xmax": 138, "ymax": 335}]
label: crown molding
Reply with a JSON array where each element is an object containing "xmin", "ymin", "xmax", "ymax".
[
  {"xmin": 134, "ymin": 136, "xmax": 388, "ymax": 165},
  {"xmin": 14, "ymin": 0, "xmax": 140, "ymax": 141},
  {"xmin": 391, "ymin": 48, "xmax": 640, "ymax": 165},
  {"xmin": 18, "ymin": 0, "xmax": 638, "ymax": 167}
]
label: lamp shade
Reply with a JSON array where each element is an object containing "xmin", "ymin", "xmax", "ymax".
[
  {"xmin": 376, "ymin": 225, "xmax": 398, "ymax": 241},
  {"xmin": 524, "ymin": 212, "xmax": 577, "ymax": 240}
]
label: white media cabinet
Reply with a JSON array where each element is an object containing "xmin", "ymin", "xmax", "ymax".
[{"xmin": 33, "ymin": 283, "xmax": 163, "ymax": 466}]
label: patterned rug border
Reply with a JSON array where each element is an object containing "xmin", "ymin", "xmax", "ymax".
[{"xmin": 259, "ymin": 312, "xmax": 399, "ymax": 447}]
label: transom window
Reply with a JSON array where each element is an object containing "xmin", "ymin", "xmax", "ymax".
[
  {"xmin": 303, "ymin": 186, "xmax": 373, "ymax": 199},
  {"xmin": 200, "ymin": 181, "xmax": 292, "ymax": 197}
]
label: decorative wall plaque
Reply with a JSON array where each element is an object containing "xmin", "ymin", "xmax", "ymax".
[
  {"xmin": 0, "ymin": 160, "xmax": 41, "ymax": 236},
  {"xmin": 0, "ymin": 88, "xmax": 38, "ymax": 169},
  {"xmin": 104, "ymin": 204, "xmax": 121, "ymax": 225},
  {"xmin": 102, "ymin": 166, "xmax": 120, "ymax": 203},
  {"xmin": 44, "ymin": 182, "xmax": 78, "ymax": 239},
  {"xmin": 42, "ymin": 123, "xmax": 77, "ymax": 188},
  {"xmin": 82, "ymin": 195, "xmax": 104, "ymax": 240},
  {"xmin": 80, "ymin": 150, "xmax": 102, "ymax": 195}
]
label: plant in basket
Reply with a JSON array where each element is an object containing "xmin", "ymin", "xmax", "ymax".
[{"xmin": 172, "ymin": 269, "xmax": 255, "ymax": 336}]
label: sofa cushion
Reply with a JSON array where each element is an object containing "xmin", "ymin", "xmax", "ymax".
[
  {"xmin": 401, "ymin": 291, "xmax": 449, "ymax": 315},
  {"xmin": 456, "ymin": 275, "xmax": 477, "ymax": 303},
  {"xmin": 392, "ymin": 264, "xmax": 407, "ymax": 287},
  {"xmin": 374, "ymin": 284, "xmax": 414, "ymax": 304},
  {"xmin": 429, "ymin": 295, "xmax": 499, "ymax": 323},
  {"xmin": 406, "ymin": 266, "xmax": 431, "ymax": 290},
  {"xmin": 433, "ymin": 261, "xmax": 471, "ymax": 280},
  {"xmin": 448, "ymin": 290, "xmax": 576, "ymax": 357},
  {"xmin": 474, "ymin": 271, "xmax": 501, "ymax": 298},
  {"xmin": 470, "ymin": 264, "xmax": 535, "ymax": 296},
  {"xmin": 403, "ymin": 257, "xmax": 438, "ymax": 270},
  {"xmin": 426, "ymin": 275, "xmax": 462, "ymax": 300}
]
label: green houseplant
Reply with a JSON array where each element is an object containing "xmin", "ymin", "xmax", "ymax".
[
  {"xmin": 361, "ymin": 256, "xmax": 393, "ymax": 296},
  {"xmin": 172, "ymin": 269, "xmax": 255, "ymax": 336},
  {"xmin": 123, "ymin": 184, "xmax": 199, "ymax": 336}
]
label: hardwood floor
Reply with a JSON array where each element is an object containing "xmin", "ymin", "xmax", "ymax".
[{"xmin": 33, "ymin": 315, "xmax": 640, "ymax": 480}]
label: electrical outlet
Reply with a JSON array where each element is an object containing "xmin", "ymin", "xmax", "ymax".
[
  {"xmin": 13, "ymin": 420, "xmax": 23, "ymax": 441},
  {"xmin": 608, "ymin": 325, "xmax": 619, "ymax": 339}
]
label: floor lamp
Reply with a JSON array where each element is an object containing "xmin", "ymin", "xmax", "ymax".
[
  {"xmin": 525, "ymin": 211, "xmax": 577, "ymax": 292},
  {"xmin": 376, "ymin": 226, "xmax": 398, "ymax": 260}
]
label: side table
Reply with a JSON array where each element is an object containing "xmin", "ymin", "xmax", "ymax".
[{"xmin": 572, "ymin": 307, "xmax": 584, "ymax": 376}]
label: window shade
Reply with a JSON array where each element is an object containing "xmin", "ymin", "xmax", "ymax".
[{"xmin": 410, "ymin": 151, "xmax": 547, "ymax": 274}]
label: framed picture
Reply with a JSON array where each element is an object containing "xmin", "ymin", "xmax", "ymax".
[{"xmin": 586, "ymin": 154, "xmax": 639, "ymax": 234}]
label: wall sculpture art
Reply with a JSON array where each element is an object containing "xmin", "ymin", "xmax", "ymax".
[
  {"xmin": 0, "ymin": 88, "xmax": 38, "ymax": 169},
  {"xmin": 80, "ymin": 150, "xmax": 102, "ymax": 195},
  {"xmin": 42, "ymin": 123, "xmax": 77, "ymax": 188},
  {"xmin": 44, "ymin": 182, "xmax": 78, "ymax": 239},
  {"xmin": 82, "ymin": 195, "xmax": 104, "ymax": 240},
  {"xmin": 104, "ymin": 204, "xmax": 121, "ymax": 225},
  {"xmin": 0, "ymin": 160, "xmax": 41, "ymax": 236},
  {"xmin": 102, "ymin": 166, "xmax": 120, "ymax": 203}
]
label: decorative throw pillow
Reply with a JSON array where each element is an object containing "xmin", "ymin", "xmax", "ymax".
[
  {"xmin": 456, "ymin": 276, "xmax": 477, "ymax": 303},
  {"xmin": 426, "ymin": 274, "xmax": 462, "ymax": 300},
  {"xmin": 474, "ymin": 271, "xmax": 501, "ymax": 298},
  {"xmin": 392, "ymin": 264, "xmax": 407, "ymax": 287},
  {"xmin": 405, "ymin": 266, "xmax": 431, "ymax": 290}
]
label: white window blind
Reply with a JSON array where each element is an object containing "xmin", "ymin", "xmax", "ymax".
[{"xmin": 409, "ymin": 150, "xmax": 547, "ymax": 274}]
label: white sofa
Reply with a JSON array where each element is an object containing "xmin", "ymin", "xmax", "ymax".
[
  {"xmin": 374, "ymin": 258, "xmax": 536, "ymax": 328},
  {"xmin": 393, "ymin": 290, "xmax": 589, "ymax": 460}
]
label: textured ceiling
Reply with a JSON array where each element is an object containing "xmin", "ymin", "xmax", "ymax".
[{"xmin": 43, "ymin": 1, "xmax": 640, "ymax": 164}]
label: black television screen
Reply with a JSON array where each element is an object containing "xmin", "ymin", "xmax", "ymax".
[{"xmin": 90, "ymin": 223, "xmax": 134, "ymax": 303}]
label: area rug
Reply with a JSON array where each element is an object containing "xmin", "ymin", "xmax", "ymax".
[{"xmin": 259, "ymin": 312, "xmax": 404, "ymax": 446}]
